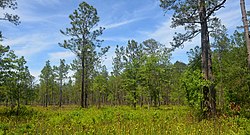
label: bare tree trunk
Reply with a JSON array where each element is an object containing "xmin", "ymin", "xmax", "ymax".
[
  {"xmin": 133, "ymin": 91, "xmax": 136, "ymax": 109},
  {"xmin": 166, "ymin": 88, "xmax": 169, "ymax": 105},
  {"xmin": 17, "ymin": 87, "xmax": 20, "ymax": 115},
  {"xmin": 59, "ymin": 79, "xmax": 62, "ymax": 107},
  {"xmin": 218, "ymin": 52, "xmax": 224, "ymax": 110},
  {"xmin": 98, "ymin": 90, "xmax": 101, "ymax": 109},
  {"xmin": 200, "ymin": 0, "xmax": 216, "ymax": 118},
  {"xmin": 45, "ymin": 94, "xmax": 47, "ymax": 107},
  {"xmin": 140, "ymin": 94, "xmax": 143, "ymax": 107},
  {"xmin": 85, "ymin": 70, "xmax": 88, "ymax": 108},
  {"xmin": 52, "ymin": 85, "xmax": 54, "ymax": 106},
  {"xmin": 81, "ymin": 57, "xmax": 85, "ymax": 108},
  {"xmin": 208, "ymin": 46, "xmax": 216, "ymax": 116},
  {"xmin": 45, "ymin": 80, "xmax": 48, "ymax": 107},
  {"xmin": 240, "ymin": 0, "xmax": 250, "ymax": 69}
]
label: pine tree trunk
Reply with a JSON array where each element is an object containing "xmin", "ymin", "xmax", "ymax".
[
  {"xmin": 218, "ymin": 52, "xmax": 224, "ymax": 110},
  {"xmin": 52, "ymin": 86, "xmax": 54, "ymax": 106},
  {"xmin": 45, "ymin": 80, "xmax": 48, "ymax": 107},
  {"xmin": 199, "ymin": 0, "xmax": 216, "ymax": 118},
  {"xmin": 240, "ymin": 0, "xmax": 250, "ymax": 69},
  {"xmin": 84, "ymin": 53, "xmax": 89, "ymax": 108},
  {"xmin": 59, "ymin": 79, "xmax": 62, "ymax": 107},
  {"xmin": 208, "ymin": 46, "xmax": 216, "ymax": 116},
  {"xmin": 133, "ymin": 91, "xmax": 136, "ymax": 109},
  {"xmin": 81, "ymin": 57, "xmax": 85, "ymax": 108},
  {"xmin": 85, "ymin": 70, "xmax": 88, "ymax": 108},
  {"xmin": 17, "ymin": 87, "xmax": 20, "ymax": 115}
]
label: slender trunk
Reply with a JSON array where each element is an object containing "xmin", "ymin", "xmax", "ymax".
[
  {"xmin": 102, "ymin": 92, "xmax": 104, "ymax": 105},
  {"xmin": 158, "ymin": 90, "xmax": 160, "ymax": 106},
  {"xmin": 52, "ymin": 85, "xmax": 54, "ymax": 106},
  {"xmin": 218, "ymin": 52, "xmax": 224, "ymax": 110},
  {"xmin": 199, "ymin": 0, "xmax": 216, "ymax": 118},
  {"xmin": 140, "ymin": 94, "xmax": 143, "ymax": 107},
  {"xmin": 98, "ymin": 89, "xmax": 101, "ymax": 109},
  {"xmin": 240, "ymin": 0, "xmax": 250, "ymax": 69},
  {"xmin": 25, "ymin": 86, "xmax": 28, "ymax": 105},
  {"xmin": 59, "ymin": 79, "xmax": 62, "ymax": 107},
  {"xmin": 208, "ymin": 45, "xmax": 216, "ymax": 116},
  {"xmin": 91, "ymin": 91, "xmax": 94, "ymax": 106},
  {"xmin": 85, "ymin": 70, "xmax": 88, "ymax": 108},
  {"xmin": 45, "ymin": 80, "xmax": 48, "ymax": 107},
  {"xmin": 5, "ymin": 99, "xmax": 8, "ymax": 107},
  {"xmin": 166, "ymin": 88, "xmax": 169, "ymax": 105},
  {"xmin": 154, "ymin": 91, "xmax": 157, "ymax": 107},
  {"xmin": 17, "ymin": 87, "xmax": 20, "ymax": 115},
  {"xmin": 115, "ymin": 81, "xmax": 119, "ymax": 105},
  {"xmin": 81, "ymin": 57, "xmax": 85, "ymax": 108},
  {"xmin": 84, "ymin": 52, "xmax": 90, "ymax": 108},
  {"xmin": 133, "ymin": 91, "xmax": 136, "ymax": 109}
]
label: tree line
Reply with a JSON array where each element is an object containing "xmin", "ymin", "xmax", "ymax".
[{"xmin": 0, "ymin": 0, "xmax": 250, "ymax": 118}]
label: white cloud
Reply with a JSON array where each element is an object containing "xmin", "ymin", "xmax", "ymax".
[
  {"xmin": 15, "ymin": 0, "xmax": 68, "ymax": 24},
  {"xmin": 102, "ymin": 46, "xmax": 116, "ymax": 72},
  {"xmin": 29, "ymin": 69, "xmax": 41, "ymax": 83},
  {"xmin": 33, "ymin": 0, "xmax": 60, "ymax": 6},
  {"xmin": 19, "ymin": 13, "xmax": 66, "ymax": 24},
  {"xmin": 144, "ymin": 0, "xmax": 244, "ymax": 64},
  {"xmin": 48, "ymin": 51, "xmax": 75, "ymax": 65},
  {"xmin": 102, "ymin": 18, "xmax": 145, "ymax": 30},
  {"xmin": 148, "ymin": 18, "xmax": 199, "ymax": 63},
  {"xmin": 19, "ymin": 0, "xmax": 60, "ymax": 8},
  {"xmin": 102, "ymin": 36, "xmax": 132, "ymax": 42},
  {"xmin": 147, "ymin": 19, "xmax": 186, "ymax": 47},
  {"xmin": 216, "ymin": 0, "xmax": 242, "ymax": 30},
  {"xmin": 2, "ymin": 33, "xmax": 57, "ymax": 58}
]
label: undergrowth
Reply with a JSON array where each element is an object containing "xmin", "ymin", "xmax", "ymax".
[{"xmin": 0, "ymin": 105, "xmax": 249, "ymax": 134}]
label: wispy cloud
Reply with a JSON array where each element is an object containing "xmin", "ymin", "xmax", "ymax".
[
  {"xmin": 48, "ymin": 51, "xmax": 75, "ymax": 65},
  {"xmin": 29, "ymin": 69, "xmax": 42, "ymax": 82},
  {"xmin": 216, "ymin": 0, "xmax": 242, "ymax": 30},
  {"xmin": 16, "ymin": 0, "xmax": 67, "ymax": 24},
  {"xmin": 19, "ymin": 0, "xmax": 60, "ymax": 8},
  {"xmin": 33, "ymin": 0, "xmax": 60, "ymax": 6},
  {"xmin": 102, "ymin": 36, "xmax": 132, "ymax": 42},
  {"xmin": 19, "ymin": 12, "xmax": 67, "ymax": 24},
  {"xmin": 2, "ymin": 33, "xmax": 58, "ymax": 59},
  {"xmin": 143, "ymin": 0, "xmax": 244, "ymax": 64},
  {"xmin": 148, "ymin": 18, "xmax": 199, "ymax": 63},
  {"xmin": 102, "ymin": 46, "xmax": 116, "ymax": 72},
  {"xmin": 146, "ymin": 19, "xmax": 186, "ymax": 47},
  {"xmin": 102, "ymin": 18, "xmax": 145, "ymax": 30}
]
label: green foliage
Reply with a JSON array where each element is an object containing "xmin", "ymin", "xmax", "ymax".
[
  {"xmin": 169, "ymin": 61, "xmax": 187, "ymax": 104},
  {"xmin": 0, "ymin": 45, "xmax": 34, "ymax": 107},
  {"xmin": 53, "ymin": 59, "xmax": 70, "ymax": 107},
  {"xmin": 92, "ymin": 66, "xmax": 109, "ymax": 107},
  {"xmin": 181, "ymin": 69, "xmax": 212, "ymax": 114},
  {"xmin": 0, "ymin": 0, "xmax": 20, "ymax": 25},
  {"xmin": 117, "ymin": 39, "xmax": 173, "ymax": 107},
  {"xmin": 122, "ymin": 40, "xmax": 144, "ymax": 108},
  {"xmin": 0, "ymin": 0, "xmax": 20, "ymax": 40},
  {"xmin": 159, "ymin": 0, "xmax": 226, "ymax": 48},
  {"xmin": 39, "ymin": 60, "xmax": 56, "ymax": 106},
  {"xmin": 59, "ymin": 1, "xmax": 109, "ymax": 108},
  {"xmin": 220, "ymin": 31, "xmax": 250, "ymax": 116},
  {"xmin": 0, "ymin": 105, "xmax": 249, "ymax": 134}
]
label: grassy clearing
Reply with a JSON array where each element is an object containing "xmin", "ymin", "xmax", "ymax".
[{"xmin": 0, "ymin": 105, "xmax": 249, "ymax": 134}]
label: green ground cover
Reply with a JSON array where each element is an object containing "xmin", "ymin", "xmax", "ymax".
[{"xmin": 0, "ymin": 105, "xmax": 249, "ymax": 135}]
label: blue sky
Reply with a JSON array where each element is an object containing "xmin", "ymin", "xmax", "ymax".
[{"xmin": 1, "ymin": 0, "xmax": 249, "ymax": 80}]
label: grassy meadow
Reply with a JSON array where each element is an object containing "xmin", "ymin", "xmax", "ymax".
[{"xmin": 0, "ymin": 105, "xmax": 249, "ymax": 135}]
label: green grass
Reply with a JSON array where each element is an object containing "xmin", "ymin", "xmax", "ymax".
[{"xmin": 0, "ymin": 105, "xmax": 249, "ymax": 134}]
